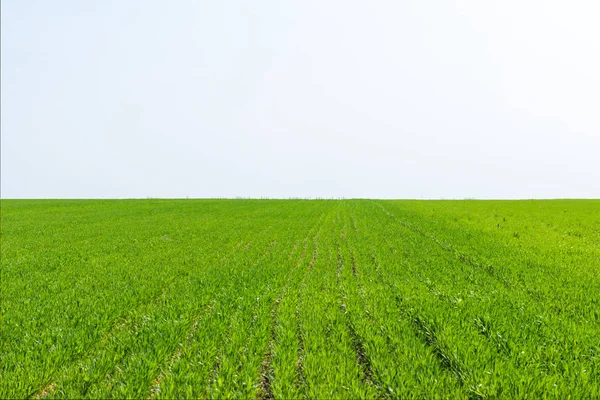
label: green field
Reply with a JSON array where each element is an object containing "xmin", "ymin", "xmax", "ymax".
[{"xmin": 1, "ymin": 199, "xmax": 599, "ymax": 398}]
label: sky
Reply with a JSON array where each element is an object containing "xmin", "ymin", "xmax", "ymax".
[{"xmin": 2, "ymin": 0, "xmax": 599, "ymax": 199}]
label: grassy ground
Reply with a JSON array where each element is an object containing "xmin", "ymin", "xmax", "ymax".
[{"xmin": 1, "ymin": 199, "xmax": 598, "ymax": 398}]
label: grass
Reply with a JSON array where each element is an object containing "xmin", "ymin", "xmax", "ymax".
[{"xmin": 1, "ymin": 199, "xmax": 599, "ymax": 398}]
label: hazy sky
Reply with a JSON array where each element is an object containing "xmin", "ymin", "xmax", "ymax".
[{"xmin": 2, "ymin": 0, "xmax": 599, "ymax": 199}]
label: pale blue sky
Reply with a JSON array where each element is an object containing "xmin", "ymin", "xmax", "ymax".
[{"xmin": 2, "ymin": 0, "xmax": 599, "ymax": 199}]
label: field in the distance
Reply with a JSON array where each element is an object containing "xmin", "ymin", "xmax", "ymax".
[{"xmin": 1, "ymin": 199, "xmax": 599, "ymax": 398}]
